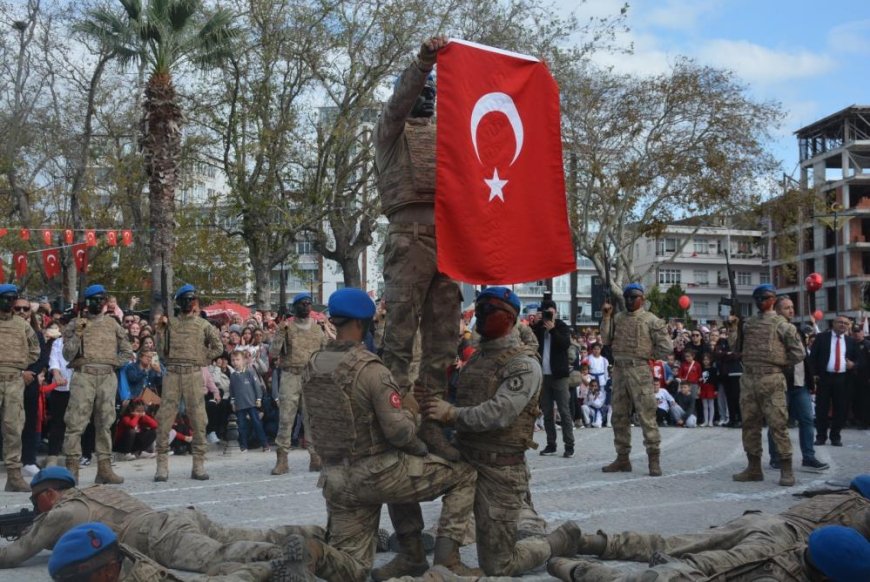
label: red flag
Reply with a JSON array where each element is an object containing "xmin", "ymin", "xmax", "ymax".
[
  {"xmin": 0, "ymin": 260, "xmax": 4, "ymax": 283},
  {"xmin": 121, "ymin": 230, "xmax": 133, "ymax": 246},
  {"xmin": 64, "ymin": 229, "xmax": 74, "ymax": 244},
  {"xmin": 73, "ymin": 243, "xmax": 89, "ymax": 273},
  {"xmin": 106, "ymin": 230, "xmax": 117, "ymax": 246},
  {"xmin": 42, "ymin": 229, "xmax": 52, "ymax": 246},
  {"xmin": 19, "ymin": 228, "xmax": 30, "ymax": 241},
  {"xmin": 0, "ymin": 228, "xmax": 7, "ymax": 238},
  {"xmin": 13, "ymin": 252, "xmax": 27, "ymax": 279},
  {"xmin": 85, "ymin": 230, "xmax": 97, "ymax": 247},
  {"xmin": 42, "ymin": 249, "xmax": 61, "ymax": 279},
  {"xmin": 435, "ymin": 40, "xmax": 574, "ymax": 284}
]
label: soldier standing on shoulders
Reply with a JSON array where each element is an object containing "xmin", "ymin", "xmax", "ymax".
[
  {"xmin": 729, "ymin": 284, "xmax": 805, "ymax": 487},
  {"xmin": 155, "ymin": 285, "xmax": 223, "ymax": 482},
  {"xmin": 269, "ymin": 292, "xmax": 327, "ymax": 475},
  {"xmin": 423, "ymin": 287, "xmax": 581, "ymax": 576},
  {"xmin": 600, "ymin": 283, "xmax": 673, "ymax": 477},
  {"xmin": 0, "ymin": 284, "xmax": 40, "ymax": 492},
  {"xmin": 62, "ymin": 284, "xmax": 133, "ymax": 485}
]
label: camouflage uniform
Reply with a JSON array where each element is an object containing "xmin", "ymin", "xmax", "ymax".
[
  {"xmin": 729, "ymin": 312, "xmax": 805, "ymax": 461},
  {"xmin": 0, "ymin": 484, "xmax": 324, "ymax": 571},
  {"xmin": 601, "ymin": 308, "xmax": 673, "ymax": 460},
  {"xmin": 0, "ymin": 312, "xmax": 40, "ymax": 472},
  {"xmin": 451, "ymin": 333, "xmax": 550, "ymax": 576},
  {"xmin": 155, "ymin": 312, "xmax": 224, "ymax": 480},
  {"xmin": 386, "ymin": 565, "xmax": 520, "ymax": 581},
  {"xmin": 302, "ymin": 341, "xmax": 476, "ymax": 582},
  {"xmin": 61, "ymin": 313, "xmax": 133, "ymax": 466},
  {"xmin": 118, "ymin": 543, "xmax": 274, "ymax": 581},
  {"xmin": 269, "ymin": 319, "xmax": 327, "ymax": 454}
]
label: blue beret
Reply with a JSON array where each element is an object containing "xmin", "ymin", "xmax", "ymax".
[
  {"xmin": 808, "ymin": 525, "xmax": 870, "ymax": 581},
  {"xmin": 83, "ymin": 284, "xmax": 106, "ymax": 299},
  {"xmin": 292, "ymin": 293, "xmax": 312, "ymax": 306},
  {"xmin": 0, "ymin": 284, "xmax": 18, "ymax": 295},
  {"xmin": 174, "ymin": 284, "xmax": 196, "ymax": 299},
  {"xmin": 851, "ymin": 474, "xmax": 870, "ymax": 499},
  {"xmin": 752, "ymin": 284, "xmax": 777, "ymax": 297},
  {"xmin": 328, "ymin": 288, "xmax": 375, "ymax": 319},
  {"xmin": 48, "ymin": 522, "xmax": 117, "ymax": 576},
  {"xmin": 31, "ymin": 466, "xmax": 76, "ymax": 489},
  {"xmin": 623, "ymin": 283, "xmax": 644, "ymax": 295},
  {"xmin": 477, "ymin": 287, "xmax": 521, "ymax": 312}
]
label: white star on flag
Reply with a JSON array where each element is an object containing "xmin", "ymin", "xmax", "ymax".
[{"xmin": 484, "ymin": 169, "xmax": 508, "ymax": 202}]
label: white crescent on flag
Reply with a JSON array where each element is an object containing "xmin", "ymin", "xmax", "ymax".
[{"xmin": 470, "ymin": 92, "xmax": 524, "ymax": 166}]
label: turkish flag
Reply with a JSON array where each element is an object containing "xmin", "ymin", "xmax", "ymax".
[
  {"xmin": 72, "ymin": 243, "xmax": 89, "ymax": 273},
  {"xmin": 121, "ymin": 230, "xmax": 133, "ymax": 247},
  {"xmin": 0, "ymin": 260, "xmax": 5, "ymax": 283},
  {"xmin": 0, "ymin": 228, "xmax": 7, "ymax": 238},
  {"xmin": 435, "ymin": 40, "xmax": 574, "ymax": 284},
  {"xmin": 42, "ymin": 249, "xmax": 61, "ymax": 279},
  {"xmin": 85, "ymin": 230, "xmax": 97, "ymax": 247},
  {"xmin": 42, "ymin": 229, "xmax": 52, "ymax": 246},
  {"xmin": 106, "ymin": 231, "xmax": 117, "ymax": 246},
  {"xmin": 64, "ymin": 229, "xmax": 74, "ymax": 244},
  {"xmin": 13, "ymin": 252, "xmax": 27, "ymax": 279},
  {"xmin": 19, "ymin": 228, "xmax": 30, "ymax": 241}
]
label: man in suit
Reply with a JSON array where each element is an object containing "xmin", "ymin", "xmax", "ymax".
[{"xmin": 810, "ymin": 315, "xmax": 858, "ymax": 447}]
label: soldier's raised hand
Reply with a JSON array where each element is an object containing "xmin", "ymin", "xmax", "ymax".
[
  {"xmin": 418, "ymin": 36, "xmax": 448, "ymax": 68},
  {"xmin": 602, "ymin": 302, "xmax": 613, "ymax": 317}
]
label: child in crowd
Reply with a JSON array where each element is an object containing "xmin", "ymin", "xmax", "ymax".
[
  {"xmin": 574, "ymin": 363, "xmax": 592, "ymax": 428},
  {"xmin": 229, "ymin": 349, "xmax": 269, "ymax": 453},
  {"xmin": 170, "ymin": 413, "xmax": 194, "ymax": 456},
  {"xmin": 654, "ymin": 380, "xmax": 677, "ymax": 426},
  {"xmin": 677, "ymin": 349, "xmax": 701, "ymax": 417},
  {"xmin": 699, "ymin": 352, "xmax": 718, "ymax": 427},
  {"xmin": 581, "ymin": 379, "xmax": 606, "ymax": 428},
  {"xmin": 673, "ymin": 383, "xmax": 697, "ymax": 428},
  {"xmin": 114, "ymin": 399, "xmax": 158, "ymax": 460}
]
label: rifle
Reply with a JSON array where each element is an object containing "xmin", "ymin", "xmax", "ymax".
[
  {"xmin": 723, "ymin": 250, "xmax": 742, "ymax": 352},
  {"xmin": 161, "ymin": 253, "xmax": 170, "ymax": 354},
  {"xmin": 76, "ymin": 254, "xmax": 88, "ymax": 359},
  {"xmin": 0, "ymin": 508, "xmax": 35, "ymax": 541}
]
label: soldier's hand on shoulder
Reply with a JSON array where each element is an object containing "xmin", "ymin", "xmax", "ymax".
[{"xmin": 423, "ymin": 397, "xmax": 456, "ymax": 424}]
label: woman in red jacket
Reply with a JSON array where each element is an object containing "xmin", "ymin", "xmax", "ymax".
[{"xmin": 114, "ymin": 399, "xmax": 158, "ymax": 460}]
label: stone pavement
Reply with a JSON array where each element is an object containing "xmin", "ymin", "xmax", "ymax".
[{"xmin": 0, "ymin": 424, "xmax": 867, "ymax": 580}]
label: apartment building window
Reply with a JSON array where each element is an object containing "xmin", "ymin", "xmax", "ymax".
[
  {"xmin": 737, "ymin": 271, "xmax": 752, "ymax": 286},
  {"xmin": 296, "ymin": 240, "xmax": 314, "ymax": 255},
  {"xmin": 693, "ymin": 239, "xmax": 709, "ymax": 254},
  {"xmin": 759, "ymin": 272, "xmax": 770, "ymax": 285},
  {"xmin": 693, "ymin": 301, "xmax": 709, "ymax": 316},
  {"xmin": 693, "ymin": 270, "xmax": 709, "ymax": 286},
  {"xmin": 656, "ymin": 237, "xmax": 678, "ymax": 256},
  {"xmin": 659, "ymin": 269, "xmax": 681, "ymax": 285}
]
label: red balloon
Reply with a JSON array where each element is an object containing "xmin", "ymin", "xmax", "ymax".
[
  {"xmin": 678, "ymin": 295, "xmax": 691, "ymax": 310},
  {"xmin": 805, "ymin": 272, "xmax": 823, "ymax": 293},
  {"xmin": 813, "ymin": 310, "xmax": 824, "ymax": 321}
]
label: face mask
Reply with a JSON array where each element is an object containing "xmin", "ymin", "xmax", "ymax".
[
  {"xmin": 0, "ymin": 293, "xmax": 17, "ymax": 313},
  {"xmin": 624, "ymin": 293, "xmax": 644, "ymax": 312},
  {"xmin": 475, "ymin": 301, "xmax": 516, "ymax": 339},
  {"xmin": 410, "ymin": 84, "xmax": 436, "ymax": 118},
  {"xmin": 86, "ymin": 295, "xmax": 106, "ymax": 315},
  {"xmin": 177, "ymin": 294, "xmax": 196, "ymax": 314},
  {"xmin": 754, "ymin": 294, "xmax": 775, "ymax": 312},
  {"xmin": 293, "ymin": 301, "xmax": 311, "ymax": 319}
]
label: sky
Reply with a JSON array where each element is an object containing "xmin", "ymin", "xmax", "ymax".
[{"xmin": 561, "ymin": 0, "xmax": 869, "ymax": 181}]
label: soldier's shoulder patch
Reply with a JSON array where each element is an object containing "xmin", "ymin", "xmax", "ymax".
[
  {"xmin": 507, "ymin": 376, "xmax": 525, "ymax": 392},
  {"xmin": 389, "ymin": 391, "xmax": 402, "ymax": 409},
  {"xmin": 501, "ymin": 358, "xmax": 533, "ymax": 379}
]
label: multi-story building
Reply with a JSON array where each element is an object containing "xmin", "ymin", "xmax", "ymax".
[
  {"xmin": 512, "ymin": 254, "xmax": 600, "ymax": 325},
  {"xmin": 632, "ymin": 221, "xmax": 768, "ymax": 322},
  {"xmin": 766, "ymin": 106, "xmax": 870, "ymax": 323}
]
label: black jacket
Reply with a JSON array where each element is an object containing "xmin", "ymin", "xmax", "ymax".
[
  {"xmin": 531, "ymin": 318, "xmax": 571, "ymax": 379},
  {"xmin": 809, "ymin": 330, "xmax": 858, "ymax": 375}
]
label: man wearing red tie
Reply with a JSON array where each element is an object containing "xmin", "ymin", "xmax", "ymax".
[{"xmin": 810, "ymin": 315, "xmax": 858, "ymax": 447}]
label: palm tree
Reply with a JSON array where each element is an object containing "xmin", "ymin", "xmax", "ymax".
[{"xmin": 78, "ymin": 0, "xmax": 235, "ymax": 314}]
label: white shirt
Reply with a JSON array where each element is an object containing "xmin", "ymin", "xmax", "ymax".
[
  {"xmin": 48, "ymin": 338, "xmax": 72, "ymax": 392},
  {"xmin": 826, "ymin": 333, "xmax": 847, "ymax": 373},
  {"xmin": 542, "ymin": 333, "xmax": 552, "ymax": 375},
  {"xmin": 655, "ymin": 388, "xmax": 676, "ymax": 412},
  {"xmin": 587, "ymin": 354, "xmax": 609, "ymax": 385}
]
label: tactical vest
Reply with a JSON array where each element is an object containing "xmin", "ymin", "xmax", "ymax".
[
  {"xmin": 741, "ymin": 314, "xmax": 789, "ymax": 367},
  {"xmin": 120, "ymin": 544, "xmax": 184, "ymax": 581},
  {"xmin": 279, "ymin": 322, "xmax": 324, "ymax": 370},
  {"xmin": 74, "ymin": 315, "xmax": 121, "ymax": 368},
  {"xmin": 455, "ymin": 344, "xmax": 541, "ymax": 455},
  {"xmin": 303, "ymin": 345, "xmax": 391, "ymax": 462},
  {"xmin": 60, "ymin": 486, "xmax": 153, "ymax": 536},
  {"xmin": 0, "ymin": 315, "xmax": 29, "ymax": 369},
  {"xmin": 611, "ymin": 310, "xmax": 655, "ymax": 359},
  {"xmin": 780, "ymin": 491, "xmax": 868, "ymax": 535},
  {"xmin": 166, "ymin": 315, "xmax": 207, "ymax": 365},
  {"xmin": 378, "ymin": 120, "xmax": 436, "ymax": 218}
]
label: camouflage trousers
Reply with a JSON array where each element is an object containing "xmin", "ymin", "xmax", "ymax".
[
  {"xmin": 611, "ymin": 363, "xmax": 660, "ymax": 456},
  {"xmin": 739, "ymin": 373, "xmax": 791, "ymax": 458},
  {"xmin": 275, "ymin": 369, "xmax": 305, "ymax": 455},
  {"xmin": 0, "ymin": 371, "xmax": 24, "ymax": 469},
  {"xmin": 312, "ymin": 451, "xmax": 476, "ymax": 582},
  {"xmin": 62, "ymin": 369, "xmax": 118, "ymax": 462},
  {"xmin": 381, "ymin": 226, "xmax": 460, "ymax": 396},
  {"xmin": 119, "ymin": 542, "xmax": 274, "ymax": 581},
  {"xmin": 467, "ymin": 459, "xmax": 551, "ymax": 576},
  {"xmin": 156, "ymin": 369, "xmax": 208, "ymax": 457}
]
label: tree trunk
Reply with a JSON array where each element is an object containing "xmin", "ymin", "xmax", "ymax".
[{"xmin": 340, "ymin": 255, "xmax": 362, "ymax": 288}]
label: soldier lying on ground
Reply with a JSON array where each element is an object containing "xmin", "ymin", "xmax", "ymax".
[
  {"xmin": 0, "ymin": 467, "xmax": 323, "ymax": 580},
  {"xmin": 545, "ymin": 473, "xmax": 870, "ymax": 581}
]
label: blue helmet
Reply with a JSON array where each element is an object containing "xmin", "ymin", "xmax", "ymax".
[
  {"xmin": 292, "ymin": 292, "xmax": 312, "ymax": 306},
  {"xmin": 0, "ymin": 284, "xmax": 18, "ymax": 296},
  {"xmin": 174, "ymin": 284, "xmax": 196, "ymax": 299},
  {"xmin": 48, "ymin": 522, "xmax": 117, "ymax": 577},
  {"xmin": 477, "ymin": 287, "xmax": 521, "ymax": 312},
  {"xmin": 83, "ymin": 284, "xmax": 107, "ymax": 299},
  {"xmin": 851, "ymin": 474, "xmax": 870, "ymax": 499},
  {"xmin": 807, "ymin": 525, "xmax": 870, "ymax": 581},
  {"xmin": 31, "ymin": 466, "xmax": 76, "ymax": 489},
  {"xmin": 328, "ymin": 288, "xmax": 375, "ymax": 319},
  {"xmin": 623, "ymin": 283, "xmax": 644, "ymax": 295},
  {"xmin": 752, "ymin": 284, "xmax": 777, "ymax": 298}
]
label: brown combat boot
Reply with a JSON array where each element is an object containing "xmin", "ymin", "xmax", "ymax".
[
  {"xmin": 95, "ymin": 459, "xmax": 124, "ymax": 484},
  {"xmin": 271, "ymin": 451, "xmax": 289, "ymax": 475},
  {"xmin": 4, "ymin": 468, "xmax": 30, "ymax": 492},
  {"xmin": 432, "ymin": 537, "xmax": 482, "ymax": 576},
  {"xmin": 370, "ymin": 533, "xmax": 429, "ymax": 581},
  {"xmin": 601, "ymin": 454, "xmax": 632, "ymax": 473},
  {"xmin": 418, "ymin": 420, "xmax": 461, "ymax": 462},
  {"xmin": 778, "ymin": 457, "xmax": 795, "ymax": 487},
  {"xmin": 732, "ymin": 454, "xmax": 764, "ymax": 482},
  {"xmin": 547, "ymin": 521, "xmax": 582, "ymax": 557},
  {"xmin": 41, "ymin": 455, "xmax": 58, "ymax": 468},
  {"xmin": 191, "ymin": 455, "xmax": 210, "ymax": 480},
  {"xmin": 65, "ymin": 455, "xmax": 80, "ymax": 484},
  {"xmin": 548, "ymin": 557, "xmax": 580, "ymax": 580},
  {"xmin": 154, "ymin": 453, "xmax": 169, "ymax": 482},
  {"xmin": 308, "ymin": 450, "xmax": 322, "ymax": 472},
  {"xmin": 648, "ymin": 452, "xmax": 662, "ymax": 477}
]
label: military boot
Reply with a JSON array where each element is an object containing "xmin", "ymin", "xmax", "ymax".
[
  {"xmin": 41, "ymin": 455, "xmax": 58, "ymax": 468},
  {"xmin": 418, "ymin": 420, "xmax": 461, "ymax": 462},
  {"xmin": 370, "ymin": 533, "xmax": 429, "ymax": 581},
  {"xmin": 648, "ymin": 452, "xmax": 662, "ymax": 477},
  {"xmin": 308, "ymin": 450, "xmax": 321, "ymax": 472},
  {"xmin": 732, "ymin": 454, "xmax": 764, "ymax": 482},
  {"xmin": 271, "ymin": 451, "xmax": 289, "ymax": 475},
  {"xmin": 4, "ymin": 468, "xmax": 30, "ymax": 492},
  {"xmin": 547, "ymin": 521, "xmax": 582, "ymax": 557},
  {"xmin": 601, "ymin": 454, "xmax": 632, "ymax": 473},
  {"xmin": 65, "ymin": 455, "xmax": 80, "ymax": 483},
  {"xmin": 432, "ymin": 537, "xmax": 482, "ymax": 576},
  {"xmin": 547, "ymin": 557, "xmax": 579, "ymax": 581},
  {"xmin": 95, "ymin": 459, "xmax": 124, "ymax": 484},
  {"xmin": 191, "ymin": 455, "xmax": 210, "ymax": 480},
  {"xmin": 778, "ymin": 457, "xmax": 795, "ymax": 487},
  {"xmin": 270, "ymin": 534, "xmax": 315, "ymax": 582},
  {"xmin": 154, "ymin": 453, "xmax": 169, "ymax": 482}
]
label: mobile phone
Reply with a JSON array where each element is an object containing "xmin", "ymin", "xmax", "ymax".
[{"xmin": 543, "ymin": 311, "xmax": 554, "ymax": 322}]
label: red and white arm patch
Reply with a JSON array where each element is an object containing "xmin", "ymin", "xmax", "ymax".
[{"xmin": 389, "ymin": 391, "xmax": 402, "ymax": 409}]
